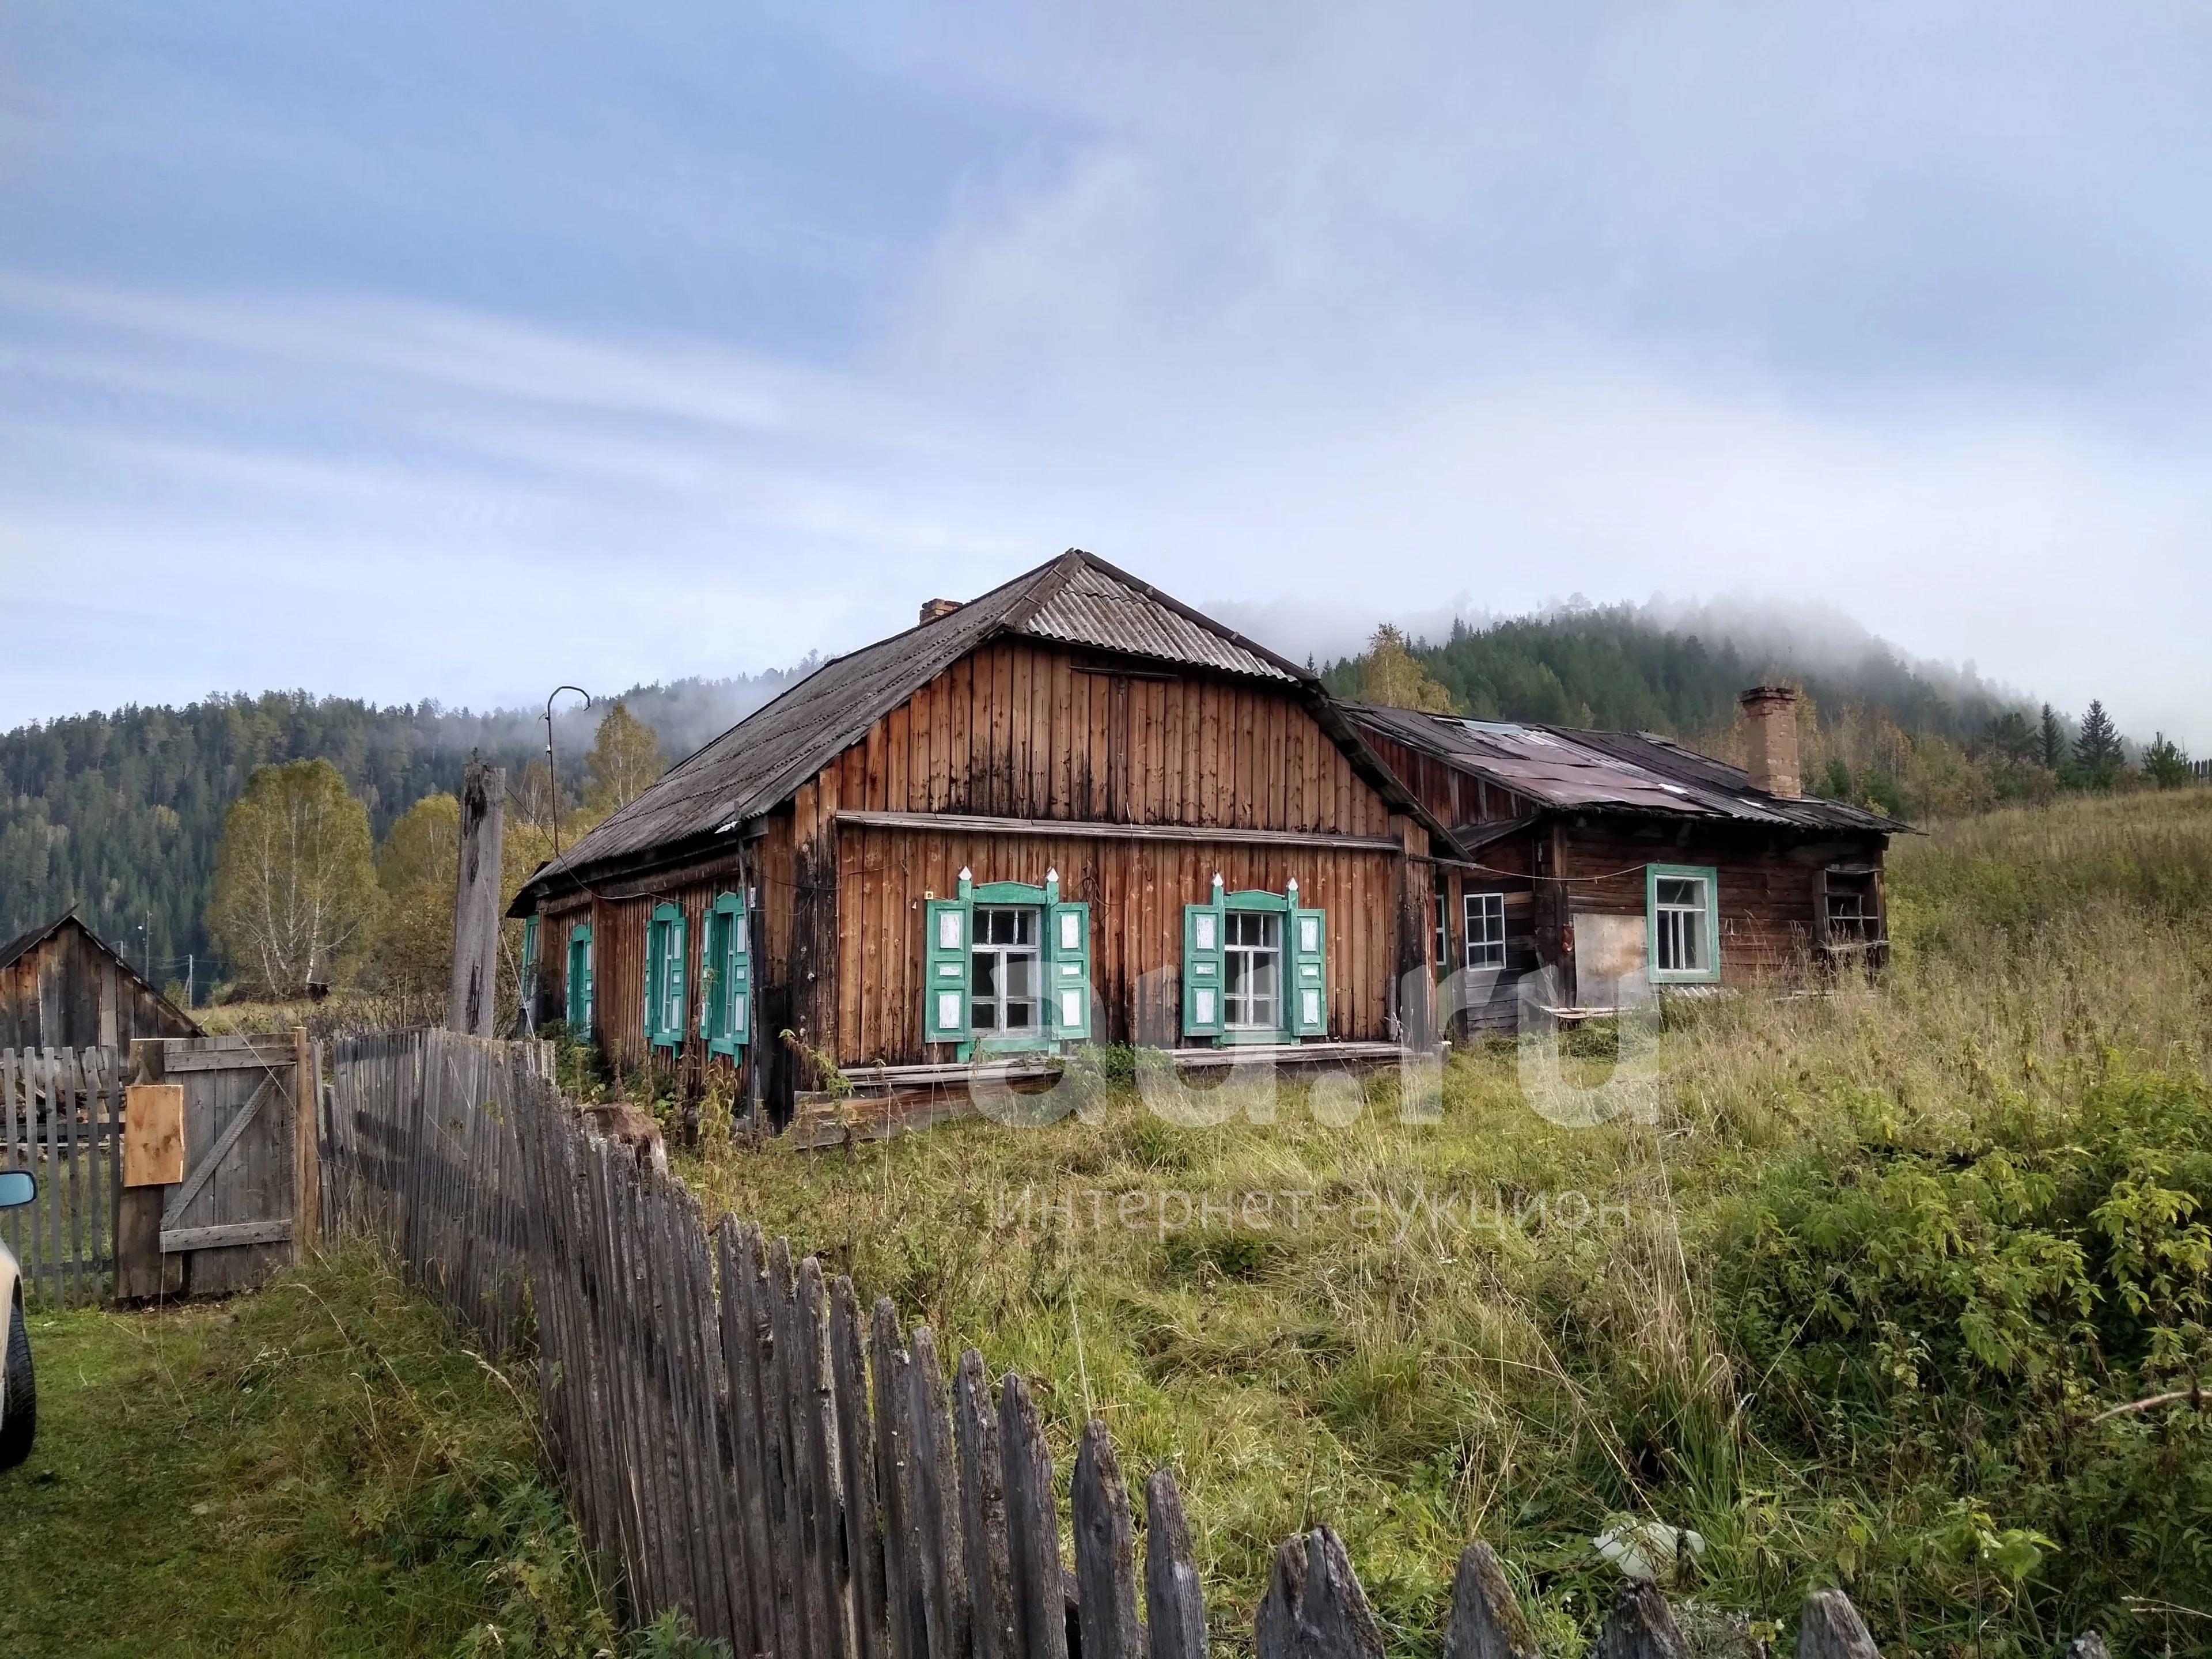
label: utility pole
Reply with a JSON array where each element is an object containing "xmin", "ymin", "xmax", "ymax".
[
  {"xmin": 185, "ymin": 953, "xmax": 194, "ymax": 1009},
  {"xmin": 449, "ymin": 757, "xmax": 506, "ymax": 1037}
]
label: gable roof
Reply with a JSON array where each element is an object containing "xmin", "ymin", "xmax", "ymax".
[
  {"xmin": 0, "ymin": 909, "xmax": 206, "ymax": 1033},
  {"xmin": 1347, "ymin": 702, "xmax": 1908, "ymax": 836},
  {"xmin": 517, "ymin": 551, "xmax": 1437, "ymax": 904}
]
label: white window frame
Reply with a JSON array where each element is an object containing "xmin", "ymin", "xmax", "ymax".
[
  {"xmin": 1463, "ymin": 891, "xmax": 1506, "ymax": 969},
  {"xmin": 970, "ymin": 904, "xmax": 1043, "ymax": 1036},
  {"xmin": 1223, "ymin": 910, "xmax": 1283, "ymax": 1032}
]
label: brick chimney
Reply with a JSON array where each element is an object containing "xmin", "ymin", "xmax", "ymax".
[
  {"xmin": 1739, "ymin": 685, "xmax": 1802, "ymax": 798},
  {"xmin": 919, "ymin": 598, "xmax": 962, "ymax": 624}
]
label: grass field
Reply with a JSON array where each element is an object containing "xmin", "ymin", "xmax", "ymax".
[
  {"xmin": 0, "ymin": 1244, "xmax": 672, "ymax": 1659},
  {"xmin": 672, "ymin": 786, "xmax": 2212, "ymax": 1658}
]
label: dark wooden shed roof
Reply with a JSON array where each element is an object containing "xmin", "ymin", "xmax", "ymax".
[
  {"xmin": 1348, "ymin": 702, "xmax": 1908, "ymax": 836},
  {"xmin": 515, "ymin": 551, "xmax": 1446, "ymax": 908}
]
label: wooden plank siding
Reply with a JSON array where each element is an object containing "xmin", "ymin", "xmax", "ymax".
[
  {"xmin": 1358, "ymin": 729, "xmax": 1532, "ymax": 826},
  {"xmin": 831, "ymin": 823, "xmax": 1402, "ymax": 1066},
  {"xmin": 551, "ymin": 641, "xmax": 1422, "ymax": 1085},
  {"xmin": 0, "ymin": 916, "xmax": 200, "ymax": 1051},
  {"xmin": 1554, "ymin": 820, "xmax": 1888, "ymax": 986},
  {"xmin": 817, "ymin": 642, "xmax": 1395, "ymax": 835}
]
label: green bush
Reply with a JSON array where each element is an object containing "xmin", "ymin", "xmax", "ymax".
[{"xmin": 1718, "ymin": 1061, "xmax": 2212, "ymax": 1653}]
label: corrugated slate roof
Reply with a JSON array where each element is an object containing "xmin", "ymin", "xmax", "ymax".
[
  {"xmin": 516, "ymin": 551, "xmax": 1374, "ymax": 903},
  {"xmin": 1018, "ymin": 559, "xmax": 1295, "ymax": 681},
  {"xmin": 1349, "ymin": 702, "xmax": 1907, "ymax": 835}
]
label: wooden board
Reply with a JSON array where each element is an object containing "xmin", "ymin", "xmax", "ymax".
[{"xmin": 123, "ymin": 1082, "xmax": 184, "ymax": 1187}]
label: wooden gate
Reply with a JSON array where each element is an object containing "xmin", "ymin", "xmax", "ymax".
[{"xmin": 118, "ymin": 1032, "xmax": 320, "ymax": 1300}]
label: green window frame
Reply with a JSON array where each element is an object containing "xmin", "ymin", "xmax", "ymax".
[
  {"xmin": 922, "ymin": 867, "xmax": 1091, "ymax": 1058},
  {"xmin": 1183, "ymin": 875, "xmax": 1327, "ymax": 1044},
  {"xmin": 700, "ymin": 891, "xmax": 751, "ymax": 1056},
  {"xmin": 566, "ymin": 922, "xmax": 594, "ymax": 1035},
  {"xmin": 645, "ymin": 901, "xmax": 687, "ymax": 1049},
  {"xmin": 1646, "ymin": 864, "xmax": 1721, "ymax": 984}
]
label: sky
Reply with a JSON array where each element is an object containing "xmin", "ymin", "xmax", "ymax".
[{"xmin": 2, "ymin": 3, "xmax": 2208, "ymax": 745}]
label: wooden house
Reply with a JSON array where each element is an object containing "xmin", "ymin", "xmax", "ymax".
[
  {"xmin": 1349, "ymin": 687, "xmax": 1907, "ymax": 1032},
  {"xmin": 0, "ymin": 911, "xmax": 203, "ymax": 1050},
  {"xmin": 509, "ymin": 552, "xmax": 1455, "ymax": 1120}
]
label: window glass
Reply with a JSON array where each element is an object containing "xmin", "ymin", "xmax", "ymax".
[
  {"xmin": 1653, "ymin": 874, "xmax": 1710, "ymax": 972},
  {"xmin": 971, "ymin": 905, "xmax": 1041, "ymax": 1033},
  {"xmin": 1224, "ymin": 911, "xmax": 1282, "ymax": 1031},
  {"xmin": 1464, "ymin": 892, "xmax": 1506, "ymax": 969}
]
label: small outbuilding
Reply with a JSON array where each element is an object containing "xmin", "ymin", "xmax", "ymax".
[
  {"xmin": 1349, "ymin": 687, "xmax": 1908, "ymax": 1031},
  {"xmin": 0, "ymin": 911, "xmax": 203, "ymax": 1050}
]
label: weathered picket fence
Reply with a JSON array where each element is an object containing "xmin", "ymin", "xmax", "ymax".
[
  {"xmin": 0, "ymin": 1046, "xmax": 124, "ymax": 1307},
  {"xmin": 322, "ymin": 1026, "xmax": 543, "ymax": 1356},
  {"xmin": 322, "ymin": 1029, "xmax": 2095, "ymax": 1659}
]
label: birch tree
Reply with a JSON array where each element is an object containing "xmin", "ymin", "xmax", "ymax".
[
  {"xmin": 583, "ymin": 701, "xmax": 665, "ymax": 814},
  {"xmin": 207, "ymin": 759, "xmax": 380, "ymax": 997}
]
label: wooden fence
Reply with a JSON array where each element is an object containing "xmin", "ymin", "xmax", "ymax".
[
  {"xmin": 325, "ymin": 1029, "xmax": 2104, "ymax": 1659},
  {"xmin": 0, "ymin": 1046, "xmax": 124, "ymax": 1308},
  {"xmin": 323, "ymin": 1027, "xmax": 544, "ymax": 1357}
]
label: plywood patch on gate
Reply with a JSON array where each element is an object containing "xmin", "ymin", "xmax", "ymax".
[{"xmin": 123, "ymin": 1082, "xmax": 185, "ymax": 1187}]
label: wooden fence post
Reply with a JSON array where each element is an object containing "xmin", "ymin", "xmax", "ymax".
[
  {"xmin": 1143, "ymin": 1469, "xmax": 1207, "ymax": 1659},
  {"xmin": 1794, "ymin": 1589, "xmax": 1877, "ymax": 1659},
  {"xmin": 1255, "ymin": 1528, "xmax": 1384, "ymax": 1659},
  {"xmin": 1443, "ymin": 1543, "xmax": 1536, "ymax": 1659},
  {"xmin": 1073, "ymin": 1419, "xmax": 1142, "ymax": 1659},
  {"xmin": 954, "ymin": 1349, "xmax": 1017, "ymax": 1659},
  {"xmin": 999, "ymin": 1371, "xmax": 1067, "ymax": 1659},
  {"xmin": 1595, "ymin": 1580, "xmax": 1681, "ymax": 1659},
  {"xmin": 449, "ymin": 759, "xmax": 505, "ymax": 1037}
]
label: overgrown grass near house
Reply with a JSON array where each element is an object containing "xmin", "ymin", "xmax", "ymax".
[
  {"xmin": 676, "ymin": 786, "xmax": 2212, "ymax": 1658},
  {"xmin": 0, "ymin": 1243, "xmax": 703, "ymax": 1659}
]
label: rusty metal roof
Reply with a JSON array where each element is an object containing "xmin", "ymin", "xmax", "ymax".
[
  {"xmin": 515, "ymin": 552, "xmax": 1417, "ymax": 905},
  {"xmin": 1349, "ymin": 702, "xmax": 1907, "ymax": 835}
]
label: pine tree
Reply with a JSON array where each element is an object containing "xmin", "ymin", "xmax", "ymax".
[
  {"xmin": 2141, "ymin": 733, "xmax": 2192, "ymax": 790},
  {"xmin": 584, "ymin": 702, "xmax": 666, "ymax": 815},
  {"xmin": 2039, "ymin": 704, "xmax": 2066, "ymax": 772},
  {"xmin": 2074, "ymin": 699, "xmax": 2124, "ymax": 787}
]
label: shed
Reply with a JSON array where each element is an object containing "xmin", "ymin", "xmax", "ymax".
[{"xmin": 0, "ymin": 911, "xmax": 203, "ymax": 1050}]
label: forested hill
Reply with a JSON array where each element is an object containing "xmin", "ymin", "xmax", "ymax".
[
  {"xmin": 0, "ymin": 670, "xmax": 802, "ymax": 994},
  {"xmin": 1319, "ymin": 604, "xmax": 2011, "ymax": 745}
]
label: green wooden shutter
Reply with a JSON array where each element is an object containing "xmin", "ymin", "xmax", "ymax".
[
  {"xmin": 668, "ymin": 914, "xmax": 687, "ymax": 1044},
  {"xmin": 923, "ymin": 897, "xmax": 972, "ymax": 1042},
  {"xmin": 700, "ymin": 907, "xmax": 719, "ymax": 1040},
  {"xmin": 723, "ymin": 901, "xmax": 751, "ymax": 1051},
  {"xmin": 648, "ymin": 903, "xmax": 685, "ymax": 1047},
  {"xmin": 1047, "ymin": 901, "xmax": 1092, "ymax": 1041},
  {"xmin": 1288, "ymin": 904, "xmax": 1329, "ymax": 1036},
  {"xmin": 1182, "ymin": 899, "xmax": 1225, "ymax": 1038},
  {"xmin": 567, "ymin": 923, "xmax": 593, "ymax": 1035}
]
